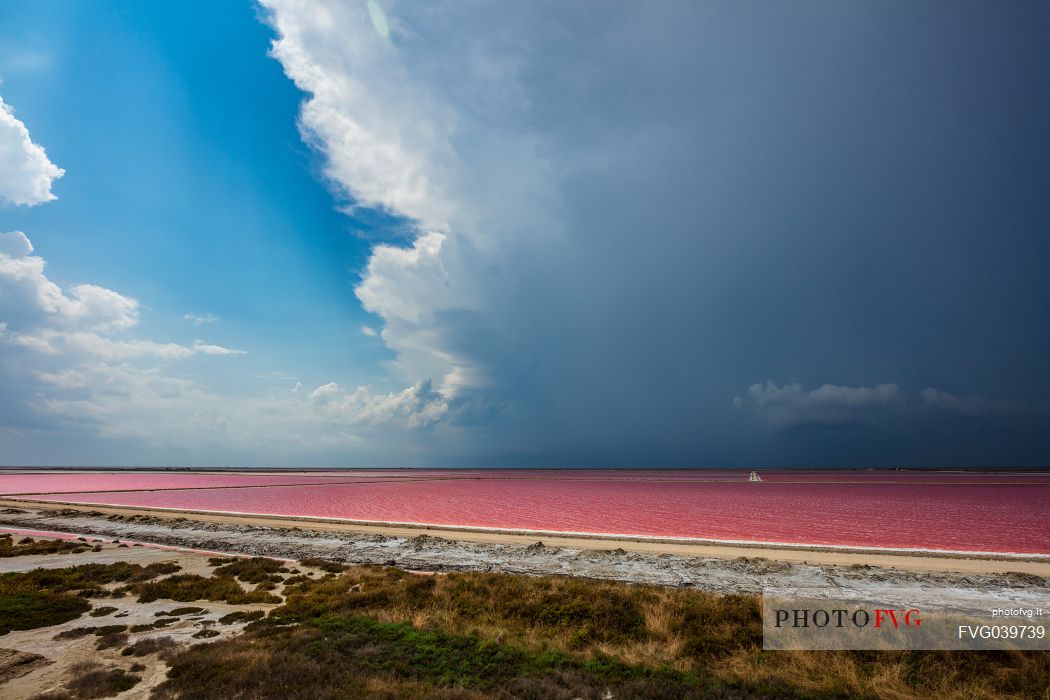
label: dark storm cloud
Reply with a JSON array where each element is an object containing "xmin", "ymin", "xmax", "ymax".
[{"xmin": 266, "ymin": 0, "xmax": 1050, "ymax": 466}]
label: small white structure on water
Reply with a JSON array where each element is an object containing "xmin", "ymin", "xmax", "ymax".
[{"xmin": 749, "ymin": 471, "xmax": 762, "ymax": 482}]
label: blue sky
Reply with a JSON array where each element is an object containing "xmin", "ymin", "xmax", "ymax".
[
  {"xmin": 0, "ymin": 1, "xmax": 389, "ymax": 384},
  {"xmin": 1, "ymin": 1, "xmax": 1048, "ymax": 467}
]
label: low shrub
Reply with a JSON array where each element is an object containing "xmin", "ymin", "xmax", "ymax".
[
  {"xmin": 0, "ymin": 591, "xmax": 90, "ymax": 634},
  {"xmin": 95, "ymin": 632, "xmax": 128, "ymax": 650},
  {"xmin": 128, "ymin": 575, "xmax": 280, "ymax": 604},
  {"xmin": 121, "ymin": 635, "xmax": 178, "ymax": 658},
  {"xmin": 0, "ymin": 534, "xmax": 88, "ymax": 558},
  {"xmin": 212, "ymin": 557, "xmax": 289, "ymax": 583},
  {"xmin": 207, "ymin": 557, "xmax": 236, "ymax": 566},
  {"xmin": 298, "ymin": 557, "xmax": 348, "ymax": 573},
  {"xmin": 0, "ymin": 561, "xmax": 181, "ymax": 596},
  {"xmin": 93, "ymin": 625, "xmax": 128, "ymax": 635},
  {"xmin": 217, "ymin": 610, "xmax": 265, "ymax": 625},
  {"xmin": 155, "ymin": 606, "xmax": 206, "ymax": 616},
  {"xmin": 63, "ymin": 662, "xmax": 140, "ymax": 698},
  {"xmin": 54, "ymin": 626, "xmax": 98, "ymax": 640}
]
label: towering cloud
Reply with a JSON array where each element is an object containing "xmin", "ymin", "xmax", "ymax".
[{"xmin": 259, "ymin": 1, "xmax": 1050, "ymax": 465}]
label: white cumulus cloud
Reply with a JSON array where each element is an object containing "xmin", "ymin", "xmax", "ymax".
[
  {"xmin": 0, "ymin": 231, "xmax": 34, "ymax": 257},
  {"xmin": 0, "ymin": 94, "xmax": 64, "ymax": 206},
  {"xmin": 0, "ymin": 79, "xmax": 458, "ymax": 464},
  {"xmin": 309, "ymin": 379, "xmax": 447, "ymax": 428},
  {"xmin": 183, "ymin": 313, "xmax": 218, "ymax": 326},
  {"xmin": 1, "ymin": 232, "xmax": 455, "ymax": 461}
]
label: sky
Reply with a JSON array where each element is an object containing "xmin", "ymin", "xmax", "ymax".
[{"xmin": 0, "ymin": 1, "xmax": 1048, "ymax": 468}]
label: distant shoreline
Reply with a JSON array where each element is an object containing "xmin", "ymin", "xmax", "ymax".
[{"xmin": 3, "ymin": 466, "xmax": 1050, "ymax": 473}]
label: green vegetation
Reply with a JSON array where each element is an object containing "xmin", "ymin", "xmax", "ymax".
[
  {"xmin": 157, "ymin": 615, "xmax": 704, "ymax": 700},
  {"xmin": 211, "ymin": 557, "xmax": 289, "ymax": 583},
  {"xmin": 0, "ymin": 556, "xmax": 283, "ymax": 640},
  {"xmin": 3, "ymin": 547, "xmax": 1046, "ymax": 698},
  {"xmin": 0, "ymin": 591, "xmax": 90, "ymax": 634},
  {"xmin": 0, "ymin": 533, "xmax": 90, "ymax": 557},
  {"xmin": 0, "ymin": 561, "xmax": 181, "ymax": 595},
  {"xmin": 299, "ymin": 557, "xmax": 348, "ymax": 573},
  {"xmin": 207, "ymin": 557, "xmax": 237, "ymax": 566},
  {"xmin": 128, "ymin": 574, "xmax": 281, "ymax": 604},
  {"xmin": 217, "ymin": 610, "xmax": 265, "ymax": 625},
  {"xmin": 151, "ymin": 565, "xmax": 1049, "ymax": 700}
]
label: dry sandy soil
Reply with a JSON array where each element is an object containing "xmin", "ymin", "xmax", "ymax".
[{"xmin": 0, "ymin": 540, "xmax": 316, "ymax": 699}]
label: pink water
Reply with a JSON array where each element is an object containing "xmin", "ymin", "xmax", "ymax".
[
  {"xmin": 2, "ymin": 470, "xmax": 1047, "ymax": 555},
  {"xmin": 0, "ymin": 471, "xmax": 440, "ymax": 495}
]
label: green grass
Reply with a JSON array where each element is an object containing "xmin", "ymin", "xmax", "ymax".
[{"xmin": 156, "ymin": 616, "xmax": 717, "ymax": 700}]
